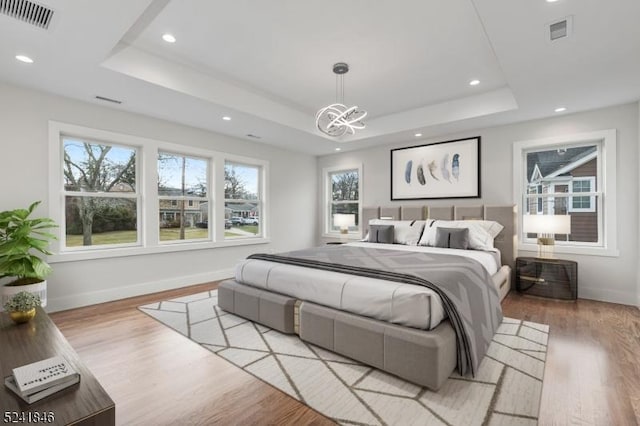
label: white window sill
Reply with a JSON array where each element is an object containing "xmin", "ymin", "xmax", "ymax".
[
  {"xmin": 49, "ymin": 238, "xmax": 271, "ymax": 263},
  {"xmin": 518, "ymin": 243, "xmax": 619, "ymax": 258},
  {"xmin": 322, "ymin": 233, "xmax": 362, "ymax": 240}
]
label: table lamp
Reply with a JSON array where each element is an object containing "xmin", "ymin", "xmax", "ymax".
[
  {"xmin": 333, "ymin": 214, "xmax": 356, "ymax": 235},
  {"xmin": 523, "ymin": 214, "xmax": 571, "ymax": 259}
]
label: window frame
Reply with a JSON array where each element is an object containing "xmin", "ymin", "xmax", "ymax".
[
  {"xmin": 322, "ymin": 164, "xmax": 363, "ymax": 238},
  {"xmin": 157, "ymin": 150, "xmax": 212, "ymax": 245},
  {"xmin": 513, "ymin": 129, "xmax": 617, "ymax": 257},
  {"xmin": 60, "ymin": 136, "xmax": 142, "ymax": 251},
  {"xmin": 223, "ymin": 159, "xmax": 266, "ymax": 240},
  {"xmin": 48, "ymin": 121, "xmax": 270, "ymax": 263}
]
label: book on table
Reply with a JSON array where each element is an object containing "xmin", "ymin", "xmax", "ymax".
[{"xmin": 4, "ymin": 356, "xmax": 80, "ymax": 404}]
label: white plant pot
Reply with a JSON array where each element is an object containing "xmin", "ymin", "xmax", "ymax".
[{"xmin": 1, "ymin": 280, "xmax": 47, "ymax": 312}]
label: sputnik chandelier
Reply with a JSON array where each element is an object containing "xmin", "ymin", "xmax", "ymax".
[{"xmin": 315, "ymin": 62, "xmax": 367, "ymax": 137}]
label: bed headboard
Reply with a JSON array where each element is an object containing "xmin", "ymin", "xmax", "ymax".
[{"xmin": 362, "ymin": 205, "xmax": 517, "ymax": 269}]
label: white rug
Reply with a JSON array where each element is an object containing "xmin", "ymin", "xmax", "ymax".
[{"xmin": 140, "ymin": 290, "xmax": 548, "ymax": 426}]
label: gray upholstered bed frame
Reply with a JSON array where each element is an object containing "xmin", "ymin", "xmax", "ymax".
[{"xmin": 218, "ymin": 204, "xmax": 516, "ymax": 391}]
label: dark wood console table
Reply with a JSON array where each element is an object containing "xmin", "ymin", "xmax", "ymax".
[{"xmin": 0, "ymin": 307, "xmax": 115, "ymax": 425}]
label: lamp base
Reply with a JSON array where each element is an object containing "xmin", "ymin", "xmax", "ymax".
[{"xmin": 536, "ymin": 237, "xmax": 556, "ymax": 259}]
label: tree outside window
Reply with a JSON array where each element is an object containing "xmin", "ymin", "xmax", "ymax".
[{"xmin": 63, "ymin": 138, "xmax": 138, "ymax": 247}]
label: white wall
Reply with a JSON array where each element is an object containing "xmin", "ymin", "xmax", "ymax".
[
  {"xmin": 318, "ymin": 103, "xmax": 639, "ymax": 305},
  {"xmin": 638, "ymin": 100, "xmax": 640, "ymax": 308},
  {"xmin": 0, "ymin": 83, "xmax": 318, "ymax": 312}
]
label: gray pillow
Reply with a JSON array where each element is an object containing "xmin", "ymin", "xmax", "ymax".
[
  {"xmin": 368, "ymin": 225, "xmax": 395, "ymax": 244},
  {"xmin": 435, "ymin": 227, "xmax": 470, "ymax": 250}
]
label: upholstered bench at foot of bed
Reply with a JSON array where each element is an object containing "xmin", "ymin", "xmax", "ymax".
[
  {"xmin": 298, "ymin": 302, "xmax": 457, "ymax": 391},
  {"xmin": 218, "ymin": 280, "xmax": 296, "ymax": 334}
]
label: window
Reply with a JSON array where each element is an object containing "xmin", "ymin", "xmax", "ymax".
[
  {"xmin": 514, "ymin": 129, "xmax": 617, "ymax": 256},
  {"xmin": 323, "ymin": 165, "xmax": 362, "ymax": 236},
  {"xmin": 224, "ymin": 161, "xmax": 262, "ymax": 239},
  {"xmin": 158, "ymin": 152, "xmax": 210, "ymax": 242},
  {"xmin": 62, "ymin": 137, "xmax": 139, "ymax": 249},
  {"xmin": 49, "ymin": 122, "xmax": 270, "ymax": 261}
]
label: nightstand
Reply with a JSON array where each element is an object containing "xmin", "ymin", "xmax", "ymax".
[{"xmin": 516, "ymin": 257, "xmax": 578, "ymax": 300}]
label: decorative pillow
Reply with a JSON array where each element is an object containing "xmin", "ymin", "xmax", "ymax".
[
  {"xmin": 368, "ymin": 225, "xmax": 394, "ymax": 244},
  {"xmin": 419, "ymin": 220, "xmax": 494, "ymax": 250},
  {"xmin": 368, "ymin": 219, "xmax": 425, "ymax": 245},
  {"xmin": 435, "ymin": 227, "xmax": 470, "ymax": 250}
]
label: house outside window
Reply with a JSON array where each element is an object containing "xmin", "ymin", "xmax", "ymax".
[
  {"xmin": 524, "ymin": 144, "xmax": 598, "ymax": 243},
  {"xmin": 514, "ymin": 129, "xmax": 617, "ymax": 256},
  {"xmin": 323, "ymin": 165, "xmax": 362, "ymax": 236}
]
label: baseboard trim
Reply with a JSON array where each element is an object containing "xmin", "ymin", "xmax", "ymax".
[
  {"xmin": 579, "ymin": 285, "xmax": 636, "ymax": 306},
  {"xmin": 46, "ymin": 269, "xmax": 235, "ymax": 313}
]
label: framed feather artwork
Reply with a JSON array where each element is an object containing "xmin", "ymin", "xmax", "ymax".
[{"xmin": 390, "ymin": 137, "xmax": 480, "ymax": 200}]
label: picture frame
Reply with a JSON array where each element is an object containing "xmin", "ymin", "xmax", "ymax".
[{"xmin": 390, "ymin": 137, "xmax": 481, "ymax": 200}]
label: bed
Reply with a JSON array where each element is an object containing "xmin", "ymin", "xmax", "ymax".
[{"xmin": 219, "ymin": 204, "xmax": 516, "ymax": 390}]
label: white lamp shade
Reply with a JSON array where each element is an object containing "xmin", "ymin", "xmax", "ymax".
[
  {"xmin": 333, "ymin": 213, "xmax": 356, "ymax": 228},
  {"xmin": 523, "ymin": 215, "xmax": 571, "ymax": 234}
]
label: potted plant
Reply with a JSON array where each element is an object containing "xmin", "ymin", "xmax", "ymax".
[
  {"xmin": 3, "ymin": 291, "xmax": 41, "ymax": 323},
  {"xmin": 0, "ymin": 201, "xmax": 57, "ymax": 310}
]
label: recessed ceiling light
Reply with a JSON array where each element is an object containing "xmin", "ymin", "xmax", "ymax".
[
  {"xmin": 162, "ymin": 33, "xmax": 176, "ymax": 43},
  {"xmin": 15, "ymin": 55, "xmax": 33, "ymax": 64},
  {"xmin": 469, "ymin": 79, "xmax": 480, "ymax": 86},
  {"xmin": 554, "ymin": 107, "xmax": 567, "ymax": 113},
  {"xmin": 414, "ymin": 133, "xmax": 422, "ymax": 137},
  {"xmin": 222, "ymin": 116, "xmax": 232, "ymax": 121},
  {"xmin": 335, "ymin": 148, "xmax": 342, "ymax": 151},
  {"xmin": 546, "ymin": 0, "xmax": 559, "ymax": 3}
]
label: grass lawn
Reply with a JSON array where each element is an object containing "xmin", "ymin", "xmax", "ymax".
[
  {"xmin": 242, "ymin": 225, "xmax": 259, "ymax": 234},
  {"xmin": 66, "ymin": 230, "xmax": 138, "ymax": 246},
  {"xmin": 66, "ymin": 226, "xmax": 260, "ymax": 246},
  {"xmin": 66, "ymin": 228, "xmax": 209, "ymax": 246}
]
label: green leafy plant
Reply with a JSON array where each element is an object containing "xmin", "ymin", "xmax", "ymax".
[
  {"xmin": 3, "ymin": 291, "xmax": 41, "ymax": 312},
  {"xmin": 0, "ymin": 201, "xmax": 57, "ymax": 285}
]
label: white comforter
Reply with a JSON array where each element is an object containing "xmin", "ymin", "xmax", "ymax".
[{"xmin": 235, "ymin": 243, "xmax": 501, "ymax": 330}]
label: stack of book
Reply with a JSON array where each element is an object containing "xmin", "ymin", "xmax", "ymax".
[{"xmin": 4, "ymin": 356, "xmax": 80, "ymax": 403}]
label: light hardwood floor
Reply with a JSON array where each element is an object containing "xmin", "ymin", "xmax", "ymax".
[{"xmin": 50, "ymin": 284, "xmax": 640, "ymax": 426}]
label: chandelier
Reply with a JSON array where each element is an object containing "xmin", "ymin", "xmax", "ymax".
[{"xmin": 315, "ymin": 62, "xmax": 367, "ymax": 137}]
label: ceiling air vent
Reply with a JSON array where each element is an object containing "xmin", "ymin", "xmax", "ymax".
[
  {"xmin": 0, "ymin": 0, "xmax": 55, "ymax": 30},
  {"xmin": 548, "ymin": 16, "xmax": 573, "ymax": 42},
  {"xmin": 246, "ymin": 134, "xmax": 262, "ymax": 139}
]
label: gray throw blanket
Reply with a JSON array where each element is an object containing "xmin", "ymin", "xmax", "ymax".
[{"xmin": 248, "ymin": 245, "xmax": 503, "ymax": 376}]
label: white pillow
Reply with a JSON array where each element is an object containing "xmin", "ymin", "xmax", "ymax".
[
  {"xmin": 368, "ymin": 219, "xmax": 425, "ymax": 245},
  {"xmin": 419, "ymin": 220, "xmax": 494, "ymax": 250},
  {"xmin": 468, "ymin": 220, "xmax": 504, "ymax": 238}
]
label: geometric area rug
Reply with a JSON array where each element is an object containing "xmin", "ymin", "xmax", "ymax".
[{"xmin": 140, "ymin": 290, "xmax": 549, "ymax": 426}]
